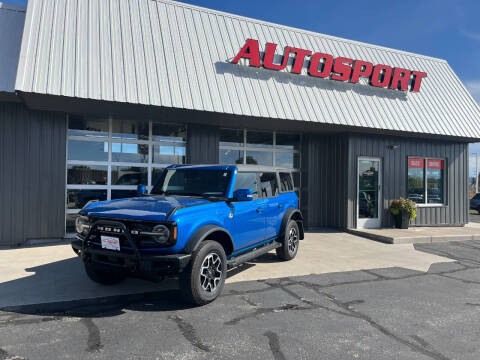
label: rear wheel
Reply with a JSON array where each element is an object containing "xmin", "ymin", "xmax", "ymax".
[
  {"xmin": 180, "ymin": 240, "xmax": 227, "ymax": 306},
  {"xmin": 84, "ymin": 261, "xmax": 127, "ymax": 285},
  {"xmin": 276, "ymin": 220, "xmax": 300, "ymax": 261}
]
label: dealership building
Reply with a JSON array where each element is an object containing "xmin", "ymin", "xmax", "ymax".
[{"xmin": 1, "ymin": 0, "xmax": 480, "ymax": 247}]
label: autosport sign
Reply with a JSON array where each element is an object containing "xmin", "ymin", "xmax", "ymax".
[{"xmin": 231, "ymin": 39, "xmax": 427, "ymax": 93}]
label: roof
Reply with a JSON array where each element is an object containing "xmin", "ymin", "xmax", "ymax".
[
  {"xmin": 14, "ymin": 0, "xmax": 480, "ymax": 139},
  {"xmin": 0, "ymin": 2, "xmax": 25, "ymax": 93}
]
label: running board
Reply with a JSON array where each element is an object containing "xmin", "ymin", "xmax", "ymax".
[{"xmin": 227, "ymin": 241, "xmax": 282, "ymax": 268}]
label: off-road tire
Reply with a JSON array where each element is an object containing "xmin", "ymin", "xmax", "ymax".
[
  {"xmin": 84, "ymin": 261, "xmax": 127, "ymax": 285},
  {"xmin": 276, "ymin": 220, "xmax": 300, "ymax": 261},
  {"xmin": 180, "ymin": 240, "xmax": 227, "ymax": 306}
]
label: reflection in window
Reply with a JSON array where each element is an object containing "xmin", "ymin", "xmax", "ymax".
[
  {"xmin": 111, "ymin": 167, "xmax": 147, "ymax": 185},
  {"xmin": 407, "ymin": 158, "xmax": 425, "ymax": 204},
  {"xmin": 152, "ymin": 122, "xmax": 186, "ymax": 143},
  {"xmin": 407, "ymin": 158, "xmax": 445, "ymax": 204},
  {"xmin": 219, "ymin": 149, "xmax": 243, "ymax": 165},
  {"xmin": 247, "ymin": 131, "xmax": 273, "ymax": 148},
  {"xmin": 68, "ymin": 165, "xmax": 107, "ymax": 185},
  {"xmin": 153, "ymin": 145, "xmax": 186, "ymax": 164},
  {"xmin": 68, "ymin": 140, "xmax": 108, "ymax": 161},
  {"xmin": 276, "ymin": 133, "xmax": 300, "ymax": 150},
  {"xmin": 112, "ymin": 143, "xmax": 149, "ymax": 163},
  {"xmin": 259, "ymin": 172, "xmax": 279, "ymax": 198},
  {"xmin": 234, "ymin": 172, "xmax": 259, "ymax": 200},
  {"xmin": 246, "ymin": 151, "xmax": 273, "ymax": 166},
  {"xmin": 275, "ymin": 152, "xmax": 299, "ymax": 169},
  {"xmin": 112, "ymin": 119, "xmax": 149, "ymax": 140},
  {"xmin": 67, "ymin": 189, "xmax": 107, "ymax": 209},
  {"xmin": 111, "ymin": 190, "xmax": 138, "ymax": 200},
  {"xmin": 279, "ymin": 173, "xmax": 294, "ymax": 192},
  {"xmin": 427, "ymin": 159, "xmax": 444, "ymax": 204},
  {"xmin": 68, "ymin": 116, "xmax": 108, "ymax": 138}
]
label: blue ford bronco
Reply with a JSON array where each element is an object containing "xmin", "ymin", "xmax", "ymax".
[{"xmin": 72, "ymin": 164, "xmax": 304, "ymax": 305}]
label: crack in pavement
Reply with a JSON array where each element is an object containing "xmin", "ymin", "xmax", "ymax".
[
  {"xmin": 80, "ymin": 318, "xmax": 103, "ymax": 353},
  {"xmin": 264, "ymin": 331, "xmax": 287, "ymax": 360},
  {"xmin": 168, "ymin": 315, "xmax": 210, "ymax": 352},
  {"xmin": 0, "ymin": 313, "xmax": 62, "ymax": 328},
  {"xmin": 231, "ymin": 276, "xmax": 453, "ymax": 360},
  {"xmin": 465, "ymin": 303, "xmax": 480, "ymax": 307}
]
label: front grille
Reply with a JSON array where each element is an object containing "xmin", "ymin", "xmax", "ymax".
[{"xmin": 87, "ymin": 218, "xmax": 173, "ymax": 250}]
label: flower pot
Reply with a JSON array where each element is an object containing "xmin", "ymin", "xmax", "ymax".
[{"xmin": 393, "ymin": 212, "xmax": 410, "ymax": 229}]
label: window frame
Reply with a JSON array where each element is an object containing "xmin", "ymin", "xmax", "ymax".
[
  {"xmin": 65, "ymin": 115, "xmax": 187, "ymax": 235},
  {"xmin": 407, "ymin": 156, "xmax": 447, "ymax": 207}
]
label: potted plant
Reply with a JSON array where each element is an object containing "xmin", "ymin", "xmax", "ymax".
[{"xmin": 390, "ymin": 198, "xmax": 417, "ymax": 229}]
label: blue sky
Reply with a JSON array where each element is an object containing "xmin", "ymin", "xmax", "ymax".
[{"xmin": 3, "ymin": 0, "xmax": 480, "ymax": 173}]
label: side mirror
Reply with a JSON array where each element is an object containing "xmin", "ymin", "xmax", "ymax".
[
  {"xmin": 233, "ymin": 188, "xmax": 254, "ymax": 201},
  {"xmin": 137, "ymin": 184, "xmax": 147, "ymax": 197}
]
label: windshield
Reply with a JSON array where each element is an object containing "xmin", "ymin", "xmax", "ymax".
[{"xmin": 151, "ymin": 169, "xmax": 232, "ymax": 197}]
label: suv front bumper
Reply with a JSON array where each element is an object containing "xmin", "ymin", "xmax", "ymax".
[{"xmin": 72, "ymin": 238, "xmax": 191, "ymax": 278}]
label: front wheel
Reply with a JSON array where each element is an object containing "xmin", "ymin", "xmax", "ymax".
[
  {"xmin": 179, "ymin": 240, "xmax": 227, "ymax": 306},
  {"xmin": 276, "ymin": 220, "xmax": 300, "ymax": 261}
]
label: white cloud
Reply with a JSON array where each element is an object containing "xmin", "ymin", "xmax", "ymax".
[
  {"xmin": 460, "ymin": 29, "xmax": 480, "ymax": 41},
  {"xmin": 465, "ymin": 81, "xmax": 480, "ymax": 104}
]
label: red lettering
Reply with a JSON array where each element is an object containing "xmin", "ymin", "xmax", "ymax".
[
  {"xmin": 290, "ymin": 48, "xmax": 312, "ymax": 74},
  {"xmin": 308, "ymin": 53, "xmax": 334, "ymax": 78},
  {"xmin": 231, "ymin": 39, "xmax": 261, "ymax": 67},
  {"xmin": 331, "ymin": 57, "xmax": 353, "ymax": 81},
  {"xmin": 411, "ymin": 71, "xmax": 427, "ymax": 92},
  {"xmin": 350, "ymin": 60, "xmax": 373, "ymax": 84},
  {"xmin": 370, "ymin": 65, "xmax": 392, "ymax": 88},
  {"xmin": 390, "ymin": 68, "xmax": 411, "ymax": 91},
  {"xmin": 263, "ymin": 43, "xmax": 291, "ymax": 71}
]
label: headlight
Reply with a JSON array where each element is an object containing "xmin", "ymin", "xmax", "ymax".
[
  {"xmin": 75, "ymin": 216, "xmax": 91, "ymax": 235},
  {"xmin": 152, "ymin": 224, "xmax": 171, "ymax": 244}
]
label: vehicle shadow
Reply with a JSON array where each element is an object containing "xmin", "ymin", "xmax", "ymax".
[{"xmin": 0, "ymin": 256, "xmax": 194, "ymax": 318}]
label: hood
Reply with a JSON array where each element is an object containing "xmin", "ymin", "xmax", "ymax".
[{"xmin": 80, "ymin": 196, "xmax": 212, "ymax": 221}]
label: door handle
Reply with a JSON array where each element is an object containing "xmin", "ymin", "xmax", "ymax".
[
  {"xmin": 278, "ymin": 203, "xmax": 284, "ymax": 209},
  {"xmin": 256, "ymin": 208, "xmax": 263, "ymax": 213}
]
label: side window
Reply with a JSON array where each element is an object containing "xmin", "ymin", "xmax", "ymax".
[
  {"xmin": 259, "ymin": 172, "xmax": 279, "ymax": 198},
  {"xmin": 234, "ymin": 172, "xmax": 259, "ymax": 200},
  {"xmin": 279, "ymin": 172, "xmax": 294, "ymax": 192}
]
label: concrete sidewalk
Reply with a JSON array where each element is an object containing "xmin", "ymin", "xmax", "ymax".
[
  {"xmin": 348, "ymin": 224, "xmax": 480, "ymax": 244},
  {"xmin": 0, "ymin": 231, "xmax": 453, "ymax": 308}
]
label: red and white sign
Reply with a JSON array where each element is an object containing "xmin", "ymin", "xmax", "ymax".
[
  {"xmin": 427, "ymin": 159, "xmax": 444, "ymax": 170},
  {"xmin": 231, "ymin": 39, "xmax": 427, "ymax": 92},
  {"xmin": 408, "ymin": 158, "xmax": 425, "ymax": 168}
]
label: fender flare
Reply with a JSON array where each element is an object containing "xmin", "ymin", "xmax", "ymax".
[
  {"xmin": 183, "ymin": 224, "xmax": 235, "ymax": 255},
  {"xmin": 279, "ymin": 208, "xmax": 304, "ymax": 240}
]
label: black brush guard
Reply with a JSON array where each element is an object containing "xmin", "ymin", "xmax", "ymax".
[{"xmin": 72, "ymin": 219, "xmax": 191, "ymax": 279}]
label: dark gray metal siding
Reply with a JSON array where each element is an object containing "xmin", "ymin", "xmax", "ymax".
[
  {"xmin": 347, "ymin": 133, "xmax": 469, "ymax": 228},
  {"xmin": 187, "ymin": 124, "xmax": 219, "ymax": 164},
  {"xmin": 301, "ymin": 134, "xmax": 349, "ymax": 229},
  {"xmin": 0, "ymin": 102, "xmax": 66, "ymax": 246}
]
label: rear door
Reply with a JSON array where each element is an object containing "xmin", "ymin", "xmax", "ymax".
[
  {"xmin": 259, "ymin": 172, "xmax": 282, "ymax": 240},
  {"xmin": 231, "ymin": 172, "xmax": 266, "ymax": 250}
]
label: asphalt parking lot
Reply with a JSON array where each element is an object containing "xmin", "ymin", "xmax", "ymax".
[{"xmin": 1, "ymin": 240, "xmax": 480, "ymax": 360}]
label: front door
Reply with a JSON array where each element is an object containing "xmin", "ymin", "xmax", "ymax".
[{"xmin": 357, "ymin": 157, "xmax": 382, "ymax": 229}]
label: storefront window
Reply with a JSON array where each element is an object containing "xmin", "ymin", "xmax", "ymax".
[
  {"xmin": 218, "ymin": 128, "xmax": 301, "ymax": 196},
  {"xmin": 66, "ymin": 117, "xmax": 187, "ymax": 234},
  {"xmin": 427, "ymin": 159, "xmax": 444, "ymax": 204},
  {"xmin": 407, "ymin": 157, "xmax": 445, "ymax": 204},
  {"xmin": 67, "ymin": 165, "xmax": 107, "ymax": 185}
]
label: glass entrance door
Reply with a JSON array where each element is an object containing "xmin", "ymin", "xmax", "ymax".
[{"xmin": 357, "ymin": 158, "xmax": 382, "ymax": 228}]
